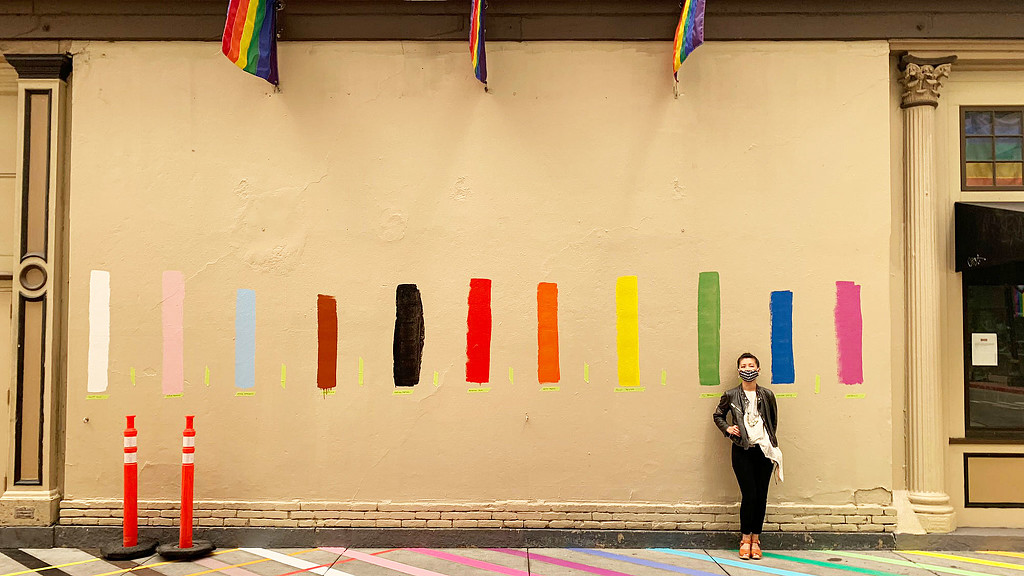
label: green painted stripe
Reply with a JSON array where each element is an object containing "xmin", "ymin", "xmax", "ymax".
[
  {"xmin": 697, "ymin": 271, "xmax": 720, "ymax": 386},
  {"xmin": 826, "ymin": 551, "xmax": 1003, "ymax": 576},
  {"xmin": 761, "ymin": 552, "xmax": 902, "ymax": 576}
]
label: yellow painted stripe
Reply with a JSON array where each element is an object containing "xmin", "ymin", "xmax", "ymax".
[
  {"xmin": 904, "ymin": 551, "xmax": 1024, "ymax": 571},
  {"xmin": 88, "ymin": 548, "xmax": 238, "ymax": 576},
  {"xmin": 236, "ymin": 1, "xmax": 261, "ymax": 70},
  {"xmin": 981, "ymin": 552, "xmax": 1024, "ymax": 560},
  {"xmin": 177, "ymin": 549, "xmax": 319, "ymax": 576},
  {"xmin": 0, "ymin": 557, "xmax": 105, "ymax": 576},
  {"xmin": 615, "ymin": 275, "xmax": 640, "ymax": 387}
]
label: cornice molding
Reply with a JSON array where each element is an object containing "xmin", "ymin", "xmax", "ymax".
[
  {"xmin": 3, "ymin": 53, "xmax": 71, "ymax": 81},
  {"xmin": 891, "ymin": 40, "xmax": 1024, "ymax": 71}
]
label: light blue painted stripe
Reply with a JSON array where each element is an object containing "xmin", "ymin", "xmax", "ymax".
[
  {"xmin": 770, "ymin": 290, "xmax": 795, "ymax": 383},
  {"xmin": 654, "ymin": 548, "xmax": 815, "ymax": 576},
  {"xmin": 235, "ymin": 289, "xmax": 256, "ymax": 389},
  {"xmin": 570, "ymin": 548, "xmax": 723, "ymax": 576}
]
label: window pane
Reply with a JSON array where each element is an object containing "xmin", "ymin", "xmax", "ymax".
[
  {"xmin": 996, "ymin": 162, "xmax": 1024, "ymax": 186},
  {"xmin": 995, "ymin": 111, "xmax": 1023, "ymax": 135},
  {"xmin": 966, "ymin": 283, "xmax": 1024, "ymax": 431},
  {"xmin": 966, "ymin": 137, "xmax": 994, "ymax": 161},
  {"xmin": 965, "ymin": 111, "xmax": 993, "ymax": 135},
  {"xmin": 967, "ymin": 162, "xmax": 994, "ymax": 186},
  {"xmin": 996, "ymin": 137, "xmax": 1023, "ymax": 161}
]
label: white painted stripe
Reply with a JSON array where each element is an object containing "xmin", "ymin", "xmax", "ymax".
[
  {"xmin": 124, "ymin": 453, "xmax": 137, "ymax": 464},
  {"xmin": 87, "ymin": 270, "xmax": 111, "ymax": 393},
  {"xmin": 182, "ymin": 453, "xmax": 194, "ymax": 464},
  {"xmin": 238, "ymin": 548, "xmax": 359, "ymax": 576},
  {"xmin": 124, "ymin": 437, "xmax": 137, "ymax": 448},
  {"xmin": 183, "ymin": 437, "xmax": 195, "ymax": 447}
]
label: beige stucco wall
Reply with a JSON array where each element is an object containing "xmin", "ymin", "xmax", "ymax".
[
  {"xmin": 1, "ymin": 71, "xmax": 17, "ymax": 482},
  {"xmin": 62, "ymin": 40, "xmax": 894, "ymax": 507}
]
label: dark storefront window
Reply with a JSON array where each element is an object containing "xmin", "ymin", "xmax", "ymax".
[{"xmin": 964, "ymin": 262, "xmax": 1024, "ymax": 435}]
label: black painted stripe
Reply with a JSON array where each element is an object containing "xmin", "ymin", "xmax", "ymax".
[
  {"xmin": 82, "ymin": 549, "xmax": 164, "ymax": 576},
  {"xmin": 393, "ymin": 284, "xmax": 425, "ymax": 387},
  {"xmin": 0, "ymin": 549, "xmax": 75, "ymax": 576}
]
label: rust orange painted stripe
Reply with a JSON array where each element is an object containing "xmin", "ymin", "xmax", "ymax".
[{"xmin": 537, "ymin": 282, "xmax": 560, "ymax": 383}]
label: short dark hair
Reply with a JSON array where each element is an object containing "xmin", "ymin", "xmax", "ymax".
[{"xmin": 737, "ymin": 352, "xmax": 760, "ymax": 369}]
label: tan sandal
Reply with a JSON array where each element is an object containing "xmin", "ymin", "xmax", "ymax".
[
  {"xmin": 739, "ymin": 536, "xmax": 751, "ymax": 560},
  {"xmin": 750, "ymin": 541, "xmax": 762, "ymax": 560}
]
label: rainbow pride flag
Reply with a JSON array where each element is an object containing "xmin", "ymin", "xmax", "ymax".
[
  {"xmin": 470, "ymin": 0, "xmax": 487, "ymax": 85},
  {"xmin": 672, "ymin": 0, "xmax": 706, "ymax": 80},
  {"xmin": 222, "ymin": 0, "xmax": 280, "ymax": 85}
]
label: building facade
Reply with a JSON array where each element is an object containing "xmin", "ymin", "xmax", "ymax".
[{"xmin": 0, "ymin": 1, "xmax": 1022, "ymax": 536}]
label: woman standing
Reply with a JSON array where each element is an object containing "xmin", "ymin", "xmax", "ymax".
[{"xmin": 713, "ymin": 352, "xmax": 783, "ymax": 560}]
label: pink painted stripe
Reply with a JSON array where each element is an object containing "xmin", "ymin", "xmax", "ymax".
[
  {"xmin": 195, "ymin": 557, "xmax": 265, "ymax": 576},
  {"xmin": 161, "ymin": 271, "xmax": 185, "ymax": 395},
  {"xmin": 409, "ymin": 548, "xmax": 537, "ymax": 576},
  {"xmin": 322, "ymin": 548, "xmax": 451, "ymax": 576},
  {"xmin": 492, "ymin": 549, "xmax": 634, "ymax": 576},
  {"xmin": 834, "ymin": 280, "xmax": 864, "ymax": 384}
]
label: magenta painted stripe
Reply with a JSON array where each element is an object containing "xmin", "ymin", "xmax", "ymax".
[
  {"xmin": 409, "ymin": 549, "xmax": 535, "ymax": 576},
  {"xmin": 492, "ymin": 549, "xmax": 634, "ymax": 576},
  {"xmin": 835, "ymin": 280, "xmax": 864, "ymax": 384},
  {"xmin": 161, "ymin": 271, "xmax": 185, "ymax": 395},
  {"xmin": 322, "ymin": 548, "xmax": 451, "ymax": 576}
]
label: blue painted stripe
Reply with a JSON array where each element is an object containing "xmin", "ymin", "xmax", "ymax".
[
  {"xmin": 770, "ymin": 290, "xmax": 795, "ymax": 384},
  {"xmin": 570, "ymin": 548, "xmax": 722, "ymax": 576},
  {"xmin": 235, "ymin": 289, "xmax": 256, "ymax": 389},
  {"xmin": 654, "ymin": 549, "xmax": 816, "ymax": 576}
]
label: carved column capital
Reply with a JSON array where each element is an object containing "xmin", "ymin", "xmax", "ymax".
[{"xmin": 898, "ymin": 54, "xmax": 956, "ymax": 109}]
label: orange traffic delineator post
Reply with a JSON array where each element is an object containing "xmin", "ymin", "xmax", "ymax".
[
  {"xmin": 157, "ymin": 415, "xmax": 214, "ymax": 560},
  {"xmin": 101, "ymin": 415, "xmax": 158, "ymax": 560}
]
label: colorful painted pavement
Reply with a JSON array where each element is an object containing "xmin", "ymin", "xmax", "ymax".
[{"xmin": 1, "ymin": 547, "xmax": 1024, "ymax": 576}]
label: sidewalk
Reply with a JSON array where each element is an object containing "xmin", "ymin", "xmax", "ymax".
[{"xmin": 3, "ymin": 547, "xmax": 1024, "ymax": 576}]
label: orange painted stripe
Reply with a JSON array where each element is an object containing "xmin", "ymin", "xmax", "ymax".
[
  {"xmin": 228, "ymin": 0, "xmax": 253, "ymax": 62},
  {"xmin": 537, "ymin": 282, "xmax": 560, "ymax": 383}
]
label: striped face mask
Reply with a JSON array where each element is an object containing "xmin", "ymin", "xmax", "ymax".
[{"xmin": 739, "ymin": 369, "xmax": 759, "ymax": 382}]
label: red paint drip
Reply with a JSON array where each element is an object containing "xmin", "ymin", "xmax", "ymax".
[
  {"xmin": 466, "ymin": 278, "xmax": 492, "ymax": 383},
  {"xmin": 317, "ymin": 295, "xmax": 338, "ymax": 390}
]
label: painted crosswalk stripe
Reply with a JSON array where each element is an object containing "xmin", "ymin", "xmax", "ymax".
[
  {"xmin": 654, "ymin": 548, "xmax": 819, "ymax": 576},
  {"xmin": 903, "ymin": 551, "xmax": 1024, "ymax": 572},
  {"xmin": 493, "ymin": 549, "xmax": 635, "ymax": 576},
  {"xmin": 759, "ymin": 551, "xmax": 906, "ymax": 576},
  {"xmin": 408, "ymin": 548, "xmax": 536, "ymax": 576},
  {"xmin": 193, "ymin": 556, "xmax": 276, "ymax": 576},
  {"xmin": 239, "ymin": 548, "xmax": 358, "ymax": 576},
  {"xmin": 87, "ymin": 548, "xmax": 238, "ymax": 576},
  {"xmin": 572, "ymin": 547, "xmax": 741, "ymax": 576},
  {"xmin": 323, "ymin": 548, "xmax": 451, "ymax": 576},
  {"xmin": 0, "ymin": 551, "xmax": 76, "ymax": 576},
  {"xmin": 0, "ymin": 554, "xmax": 105, "ymax": 576},
  {"xmin": 826, "ymin": 551, "xmax": 999, "ymax": 576}
]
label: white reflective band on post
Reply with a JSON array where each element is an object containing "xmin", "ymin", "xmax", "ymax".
[
  {"xmin": 182, "ymin": 453, "xmax": 194, "ymax": 464},
  {"xmin": 124, "ymin": 437, "xmax": 137, "ymax": 448},
  {"xmin": 124, "ymin": 453, "xmax": 137, "ymax": 464},
  {"xmin": 182, "ymin": 437, "xmax": 195, "ymax": 447}
]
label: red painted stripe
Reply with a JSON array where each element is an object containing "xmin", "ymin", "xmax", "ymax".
[
  {"xmin": 466, "ymin": 278, "xmax": 492, "ymax": 383},
  {"xmin": 317, "ymin": 294, "xmax": 338, "ymax": 390},
  {"xmin": 227, "ymin": 0, "xmax": 253, "ymax": 62},
  {"xmin": 221, "ymin": 0, "xmax": 243, "ymax": 56},
  {"xmin": 537, "ymin": 282, "xmax": 560, "ymax": 383}
]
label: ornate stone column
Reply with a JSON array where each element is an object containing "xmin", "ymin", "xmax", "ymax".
[
  {"xmin": 899, "ymin": 53, "xmax": 957, "ymax": 534},
  {"xmin": 0, "ymin": 53, "xmax": 71, "ymax": 525}
]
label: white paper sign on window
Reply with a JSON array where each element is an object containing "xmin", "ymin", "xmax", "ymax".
[{"xmin": 972, "ymin": 333, "xmax": 999, "ymax": 367}]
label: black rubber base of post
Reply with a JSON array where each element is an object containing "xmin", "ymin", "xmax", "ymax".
[
  {"xmin": 101, "ymin": 537, "xmax": 158, "ymax": 560},
  {"xmin": 156, "ymin": 539, "xmax": 215, "ymax": 560}
]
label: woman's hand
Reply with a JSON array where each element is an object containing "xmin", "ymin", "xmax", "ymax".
[{"xmin": 726, "ymin": 425, "xmax": 740, "ymax": 437}]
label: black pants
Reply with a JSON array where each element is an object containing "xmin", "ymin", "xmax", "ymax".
[{"xmin": 732, "ymin": 444, "xmax": 774, "ymax": 535}]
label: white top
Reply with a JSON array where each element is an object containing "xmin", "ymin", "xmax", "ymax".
[{"xmin": 742, "ymin": 388, "xmax": 785, "ymax": 482}]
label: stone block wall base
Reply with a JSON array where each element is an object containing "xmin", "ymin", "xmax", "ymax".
[{"xmin": 0, "ymin": 490, "xmax": 61, "ymax": 525}]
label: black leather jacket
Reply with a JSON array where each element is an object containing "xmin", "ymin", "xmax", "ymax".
[{"xmin": 713, "ymin": 385, "xmax": 779, "ymax": 449}]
